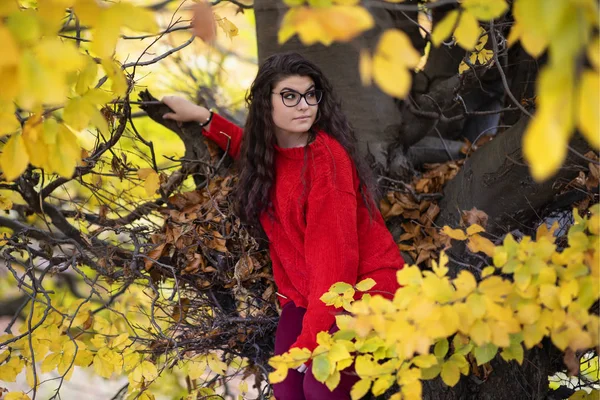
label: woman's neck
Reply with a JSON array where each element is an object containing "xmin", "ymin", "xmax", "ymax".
[{"xmin": 275, "ymin": 130, "xmax": 310, "ymax": 149}]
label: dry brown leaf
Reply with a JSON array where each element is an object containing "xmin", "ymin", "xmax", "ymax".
[
  {"xmin": 145, "ymin": 243, "xmax": 166, "ymax": 271},
  {"xmin": 207, "ymin": 231, "xmax": 227, "ymax": 252},
  {"xmin": 192, "ymin": 1, "xmax": 217, "ymax": 42},
  {"xmin": 563, "ymin": 348, "xmax": 580, "ymax": 376},
  {"xmin": 461, "ymin": 207, "xmax": 489, "ymax": 229}
]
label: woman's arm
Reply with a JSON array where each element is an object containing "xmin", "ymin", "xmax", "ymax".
[{"xmin": 161, "ymin": 96, "xmax": 243, "ymax": 159}]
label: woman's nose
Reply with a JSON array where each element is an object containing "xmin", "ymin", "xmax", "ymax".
[{"xmin": 297, "ymin": 97, "xmax": 309, "ymax": 109}]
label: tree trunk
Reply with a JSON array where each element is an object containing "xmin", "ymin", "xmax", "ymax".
[{"xmin": 435, "ymin": 117, "xmax": 589, "ymax": 235}]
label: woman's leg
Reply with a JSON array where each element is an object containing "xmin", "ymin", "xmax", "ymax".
[
  {"xmin": 272, "ymin": 302, "xmax": 307, "ymax": 400},
  {"xmin": 302, "ymin": 324, "xmax": 360, "ymax": 400}
]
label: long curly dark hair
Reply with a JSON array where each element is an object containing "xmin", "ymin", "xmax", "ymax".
[{"xmin": 236, "ymin": 52, "xmax": 376, "ymax": 228}]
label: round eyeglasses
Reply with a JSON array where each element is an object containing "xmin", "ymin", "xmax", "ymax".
[{"xmin": 272, "ymin": 89, "xmax": 323, "ymax": 107}]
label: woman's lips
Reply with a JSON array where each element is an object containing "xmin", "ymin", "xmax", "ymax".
[{"xmin": 294, "ymin": 116, "xmax": 311, "ymax": 120}]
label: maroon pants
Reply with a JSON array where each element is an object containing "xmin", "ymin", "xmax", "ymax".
[{"xmin": 272, "ymin": 302, "xmax": 359, "ymax": 400}]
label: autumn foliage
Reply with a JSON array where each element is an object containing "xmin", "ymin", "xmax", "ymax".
[{"xmin": 0, "ymin": 0, "xmax": 599, "ymax": 400}]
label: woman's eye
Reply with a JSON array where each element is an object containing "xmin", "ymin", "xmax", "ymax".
[
  {"xmin": 283, "ymin": 93, "xmax": 298, "ymax": 100},
  {"xmin": 306, "ymin": 91, "xmax": 315, "ymax": 99}
]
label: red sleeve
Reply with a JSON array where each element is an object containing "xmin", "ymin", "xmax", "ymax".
[
  {"xmin": 290, "ymin": 157, "xmax": 360, "ymax": 352},
  {"xmin": 201, "ymin": 113, "xmax": 243, "ymax": 160}
]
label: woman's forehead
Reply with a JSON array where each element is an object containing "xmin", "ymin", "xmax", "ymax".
[{"xmin": 273, "ymin": 75, "xmax": 315, "ymax": 92}]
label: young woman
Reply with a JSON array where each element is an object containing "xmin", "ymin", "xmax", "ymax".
[{"xmin": 162, "ymin": 52, "xmax": 404, "ymax": 399}]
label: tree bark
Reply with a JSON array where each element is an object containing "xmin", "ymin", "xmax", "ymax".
[{"xmin": 435, "ymin": 116, "xmax": 589, "ymax": 235}]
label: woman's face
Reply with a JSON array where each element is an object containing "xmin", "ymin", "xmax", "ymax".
[{"xmin": 271, "ymin": 75, "xmax": 319, "ymax": 141}]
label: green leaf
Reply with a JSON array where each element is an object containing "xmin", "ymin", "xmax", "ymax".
[
  {"xmin": 312, "ymin": 354, "xmax": 331, "ymax": 383},
  {"xmin": 434, "ymin": 338, "xmax": 449, "ymax": 359},
  {"xmin": 412, "ymin": 354, "xmax": 438, "ymax": 368},
  {"xmin": 420, "ymin": 364, "xmax": 441, "ymax": 380},
  {"xmin": 473, "ymin": 343, "xmax": 498, "ymax": 366},
  {"xmin": 330, "ymin": 282, "xmax": 353, "ymax": 294}
]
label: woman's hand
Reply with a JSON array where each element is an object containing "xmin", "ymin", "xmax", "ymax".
[{"xmin": 161, "ymin": 96, "xmax": 210, "ymax": 123}]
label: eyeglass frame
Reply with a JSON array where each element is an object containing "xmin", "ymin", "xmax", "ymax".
[{"xmin": 271, "ymin": 89, "xmax": 324, "ymax": 107}]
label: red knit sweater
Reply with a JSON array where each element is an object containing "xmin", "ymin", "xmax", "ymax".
[{"xmin": 203, "ymin": 114, "xmax": 405, "ymax": 351}]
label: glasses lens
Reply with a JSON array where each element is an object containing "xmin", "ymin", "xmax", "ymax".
[
  {"xmin": 306, "ymin": 90, "xmax": 323, "ymax": 105},
  {"xmin": 282, "ymin": 92, "xmax": 300, "ymax": 107}
]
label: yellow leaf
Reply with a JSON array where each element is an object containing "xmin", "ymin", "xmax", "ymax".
[
  {"xmin": 34, "ymin": 37, "xmax": 84, "ymax": 74},
  {"xmin": 0, "ymin": 194, "xmax": 12, "ymax": 210},
  {"xmin": 269, "ymin": 367, "xmax": 288, "ymax": 384},
  {"xmin": 0, "ymin": 1, "xmax": 19, "ymax": 17},
  {"xmin": 325, "ymin": 370, "xmax": 341, "ymax": 391},
  {"xmin": 481, "ymin": 266, "xmax": 495, "ymax": 278},
  {"xmin": 523, "ymin": 110, "xmax": 568, "ymax": 181},
  {"xmin": 0, "ymin": 101, "xmax": 20, "ymax": 137},
  {"xmin": 18, "ymin": 49, "xmax": 67, "ymax": 108},
  {"xmin": 432, "ymin": 10, "xmax": 459, "ymax": 47},
  {"xmin": 588, "ymin": 35, "xmax": 599, "ymax": 71},
  {"xmin": 4, "ymin": 392, "xmax": 31, "ymax": 400},
  {"xmin": 401, "ymin": 380, "xmax": 422, "ymax": 400},
  {"xmin": 76, "ymin": 56, "xmax": 99, "ymax": 96},
  {"xmin": 512, "ymin": 0, "xmax": 548, "ymax": 58},
  {"xmin": 329, "ymin": 342, "xmax": 351, "ymax": 362},
  {"xmin": 372, "ymin": 374, "xmax": 394, "ymax": 396},
  {"xmin": 116, "ymin": 3, "xmax": 159, "ymax": 33},
  {"xmin": 92, "ymin": 8, "xmax": 121, "ymax": 59},
  {"xmin": 453, "ymin": 270, "xmax": 477, "ymax": 299},
  {"xmin": 6, "ymin": 9, "xmax": 41, "ymax": 46},
  {"xmin": 73, "ymin": 0, "xmax": 102, "ymax": 26},
  {"xmin": 0, "ymin": 25, "xmax": 20, "ymax": 68},
  {"xmin": 140, "ymin": 360, "xmax": 158, "ymax": 381},
  {"xmin": 319, "ymin": 6, "xmax": 374, "ymax": 43},
  {"xmin": 350, "ymin": 379, "xmax": 372, "ymax": 400},
  {"xmin": 101, "ymin": 59, "xmax": 127, "ymax": 97},
  {"xmin": 441, "ymin": 226, "xmax": 467, "ymax": 240},
  {"xmin": 48, "ymin": 125, "xmax": 81, "ymax": 178},
  {"xmin": 577, "ymin": 70, "xmax": 599, "ymax": 149},
  {"xmin": 467, "ymin": 234, "xmax": 495, "ymax": 256},
  {"xmin": 0, "ymin": 133, "xmax": 29, "ymax": 181},
  {"xmin": 466, "ymin": 224, "xmax": 485, "ymax": 236},
  {"xmin": 207, "ymin": 354, "xmax": 227, "ymax": 375},
  {"xmin": 397, "ymin": 265, "xmax": 423, "ymax": 286},
  {"xmin": 412, "ymin": 354, "xmax": 438, "ymax": 368},
  {"xmin": 356, "ymin": 278, "xmax": 376, "ymax": 291},
  {"xmin": 137, "ymin": 168, "xmax": 160, "ymax": 197},
  {"xmin": 441, "ymin": 361, "xmax": 460, "ymax": 386},
  {"xmin": 93, "ymin": 349, "xmax": 115, "ymax": 379},
  {"xmin": 517, "ymin": 303, "xmax": 541, "ymax": 325},
  {"xmin": 455, "ymin": 11, "xmax": 480, "ymax": 50},
  {"xmin": 470, "ymin": 319, "xmax": 492, "ymax": 345},
  {"xmin": 462, "ymin": 0, "xmax": 508, "ymax": 20},
  {"xmin": 215, "ymin": 14, "xmax": 239, "ymax": 39},
  {"xmin": 41, "ymin": 352, "xmax": 61, "ymax": 373},
  {"xmin": 372, "ymin": 29, "xmax": 420, "ymax": 98},
  {"xmin": 479, "ymin": 276, "xmax": 512, "ymax": 301}
]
